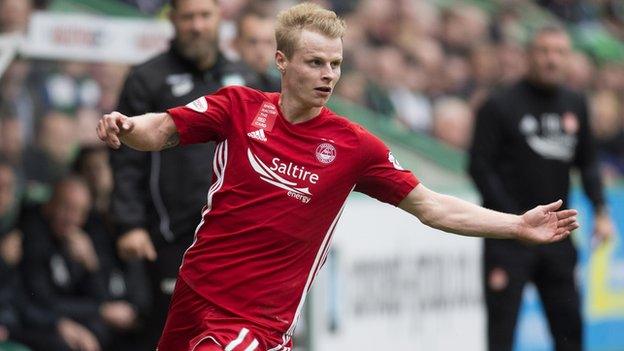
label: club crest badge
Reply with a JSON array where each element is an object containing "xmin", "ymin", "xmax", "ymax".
[{"xmin": 316, "ymin": 143, "xmax": 336, "ymax": 164}]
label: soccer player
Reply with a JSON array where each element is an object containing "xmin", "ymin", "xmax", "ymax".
[{"xmin": 97, "ymin": 4, "xmax": 580, "ymax": 351}]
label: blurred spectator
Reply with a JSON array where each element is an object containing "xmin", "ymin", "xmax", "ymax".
[
  {"xmin": 590, "ymin": 89, "xmax": 624, "ymax": 180},
  {"xmin": 389, "ymin": 58, "xmax": 433, "ymax": 132},
  {"xmin": 90, "ymin": 64, "xmax": 128, "ymax": 113},
  {"xmin": 0, "ymin": 162, "xmax": 22, "ymax": 348},
  {"xmin": 234, "ymin": 7, "xmax": 281, "ymax": 91},
  {"xmin": 0, "ymin": 59, "xmax": 42, "ymax": 145},
  {"xmin": 440, "ymin": 4, "xmax": 489, "ymax": 55},
  {"xmin": 357, "ymin": 0, "xmax": 399, "ymax": 46},
  {"xmin": 0, "ymin": 0, "xmax": 33, "ymax": 34},
  {"xmin": 40, "ymin": 62, "xmax": 101, "ymax": 114},
  {"xmin": 19, "ymin": 177, "xmax": 104, "ymax": 351},
  {"xmin": 403, "ymin": 37, "xmax": 445, "ymax": 97},
  {"xmin": 0, "ymin": 116, "xmax": 25, "ymax": 177},
  {"xmin": 73, "ymin": 147, "xmax": 152, "ymax": 351},
  {"xmin": 432, "ymin": 96, "xmax": 473, "ymax": 150},
  {"xmin": 73, "ymin": 146, "xmax": 112, "ymax": 217},
  {"xmin": 469, "ymin": 24, "xmax": 615, "ymax": 351},
  {"xmin": 442, "ymin": 54, "xmax": 471, "ymax": 96},
  {"xmin": 467, "ymin": 43, "xmax": 501, "ymax": 107},
  {"xmin": 335, "ymin": 71, "xmax": 367, "ymax": 105},
  {"xmin": 595, "ymin": 62, "xmax": 624, "ymax": 92},
  {"xmin": 566, "ymin": 51, "xmax": 595, "ymax": 91},
  {"xmin": 22, "ymin": 112, "xmax": 76, "ymax": 203}
]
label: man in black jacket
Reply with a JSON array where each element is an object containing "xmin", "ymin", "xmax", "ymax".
[
  {"xmin": 19, "ymin": 177, "xmax": 109, "ymax": 351},
  {"xmin": 469, "ymin": 25, "xmax": 615, "ymax": 351},
  {"xmin": 110, "ymin": 0, "xmax": 261, "ymax": 348}
]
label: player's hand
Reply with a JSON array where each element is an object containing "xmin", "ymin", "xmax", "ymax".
[
  {"xmin": 100, "ymin": 301, "xmax": 138, "ymax": 330},
  {"xmin": 117, "ymin": 228, "xmax": 157, "ymax": 261},
  {"xmin": 97, "ymin": 111, "xmax": 134, "ymax": 149},
  {"xmin": 57, "ymin": 318, "xmax": 101, "ymax": 351},
  {"xmin": 519, "ymin": 200, "xmax": 579, "ymax": 244},
  {"xmin": 593, "ymin": 210, "xmax": 615, "ymax": 246}
]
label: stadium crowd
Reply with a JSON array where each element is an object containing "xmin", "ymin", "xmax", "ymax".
[{"xmin": 0, "ymin": 0, "xmax": 622, "ymax": 350}]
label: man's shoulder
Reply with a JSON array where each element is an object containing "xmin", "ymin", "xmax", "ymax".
[{"xmin": 128, "ymin": 49, "xmax": 178, "ymax": 79}]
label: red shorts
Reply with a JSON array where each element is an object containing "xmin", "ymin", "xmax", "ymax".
[{"xmin": 156, "ymin": 278, "xmax": 292, "ymax": 351}]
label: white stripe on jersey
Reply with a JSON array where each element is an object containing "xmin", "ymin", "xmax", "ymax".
[
  {"xmin": 269, "ymin": 186, "xmax": 355, "ymax": 351},
  {"xmin": 225, "ymin": 327, "xmax": 249, "ymax": 351},
  {"xmin": 243, "ymin": 339, "xmax": 259, "ymax": 351},
  {"xmin": 191, "ymin": 336, "xmax": 222, "ymax": 351},
  {"xmin": 180, "ymin": 140, "xmax": 228, "ymax": 270}
]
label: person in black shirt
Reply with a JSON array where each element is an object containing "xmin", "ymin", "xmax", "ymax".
[
  {"xmin": 20, "ymin": 177, "xmax": 107, "ymax": 351},
  {"xmin": 469, "ymin": 25, "xmax": 616, "ymax": 351},
  {"xmin": 110, "ymin": 1, "xmax": 262, "ymax": 349}
]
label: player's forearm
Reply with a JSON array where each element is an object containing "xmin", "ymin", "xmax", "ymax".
[
  {"xmin": 121, "ymin": 113, "xmax": 178, "ymax": 151},
  {"xmin": 421, "ymin": 193, "xmax": 522, "ymax": 239},
  {"xmin": 400, "ymin": 185, "xmax": 523, "ymax": 239}
]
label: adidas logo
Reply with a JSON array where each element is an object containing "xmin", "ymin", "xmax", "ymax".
[{"xmin": 247, "ymin": 129, "xmax": 267, "ymax": 142}]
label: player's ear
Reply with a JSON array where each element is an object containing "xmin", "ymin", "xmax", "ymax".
[{"xmin": 275, "ymin": 50, "xmax": 288, "ymax": 74}]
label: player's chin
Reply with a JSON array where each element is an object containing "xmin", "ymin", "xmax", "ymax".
[{"xmin": 310, "ymin": 95, "xmax": 330, "ymax": 107}]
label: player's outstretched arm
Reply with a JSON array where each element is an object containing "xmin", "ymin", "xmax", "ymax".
[
  {"xmin": 97, "ymin": 111, "xmax": 179, "ymax": 151},
  {"xmin": 398, "ymin": 184, "xmax": 580, "ymax": 244}
]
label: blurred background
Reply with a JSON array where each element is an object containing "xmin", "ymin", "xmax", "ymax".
[{"xmin": 0, "ymin": 0, "xmax": 622, "ymax": 350}]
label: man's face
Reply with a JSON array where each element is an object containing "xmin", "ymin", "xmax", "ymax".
[
  {"xmin": 277, "ymin": 30, "xmax": 342, "ymax": 109},
  {"xmin": 528, "ymin": 31, "xmax": 571, "ymax": 87},
  {"xmin": 170, "ymin": 0, "xmax": 221, "ymax": 62},
  {"xmin": 47, "ymin": 183, "xmax": 91, "ymax": 238},
  {"xmin": 236, "ymin": 15, "xmax": 276, "ymax": 74}
]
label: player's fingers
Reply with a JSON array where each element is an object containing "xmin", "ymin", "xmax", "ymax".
[
  {"xmin": 106, "ymin": 133, "xmax": 121, "ymax": 149},
  {"xmin": 104, "ymin": 114, "xmax": 121, "ymax": 134},
  {"xmin": 96, "ymin": 122, "xmax": 107, "ymax": 141},
  {"xmin": 566, "ymin": 222, "xmax": 580, "ymax": 232},
  {"xmin": 552, "ymin": 230, "xmax": 571, "ymax": 242},
  {"xmin": 543, "ymin": 199, "xmax": 563, "ymax": 212},
  {"xmin": 557, "ymin": 217, "xmax": 576, "ymax": 228},
  {"xmin": 120, "ymin": 118, "xmax": 134, "ymax": 133},
  {"xmin": 555, "ymin": 209, "xmax": 577, "ymax": 219}
]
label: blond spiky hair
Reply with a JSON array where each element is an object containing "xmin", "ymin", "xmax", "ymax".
[{"xmin": 275, "ymin": 2, "xmax": 346, "ymax": 59}]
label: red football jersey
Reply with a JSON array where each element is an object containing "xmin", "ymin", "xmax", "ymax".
[{"xmin": 167, "ymin": 86, "xmax": 418, "ymax": 349}]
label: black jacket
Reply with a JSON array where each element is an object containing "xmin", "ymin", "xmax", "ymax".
[
  {"xmin": 111, "ymin": 45, "xmax": 262, "ymax": 244},
  {"xmin": 19, "ymin": 206, "xmax": 108, "ymax": 324},
  {"xmin": 469, "ymin": 79, "xmax": 605, "ymax": 214}
]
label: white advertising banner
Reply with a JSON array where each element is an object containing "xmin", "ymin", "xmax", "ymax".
[
  {"xmin": 310, "ymin": 195, "xmax": 485, "ymax": 351},
  {"xmin": 20, "ymin": 11, "xmax": 173, "ymax": 64}
]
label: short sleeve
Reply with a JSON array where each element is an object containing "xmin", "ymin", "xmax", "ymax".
[
  {"xmin": 354, "ymin": 127, "xmax": 419, "ymax": 205},
  {"xmin": 167, "ymin": 88, "xmax": 231, "ymax": 145}
]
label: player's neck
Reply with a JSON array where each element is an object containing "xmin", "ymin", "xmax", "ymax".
[{"xmin": 279, "ymin": 94, "xmax": 322, "ymax": 125}]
